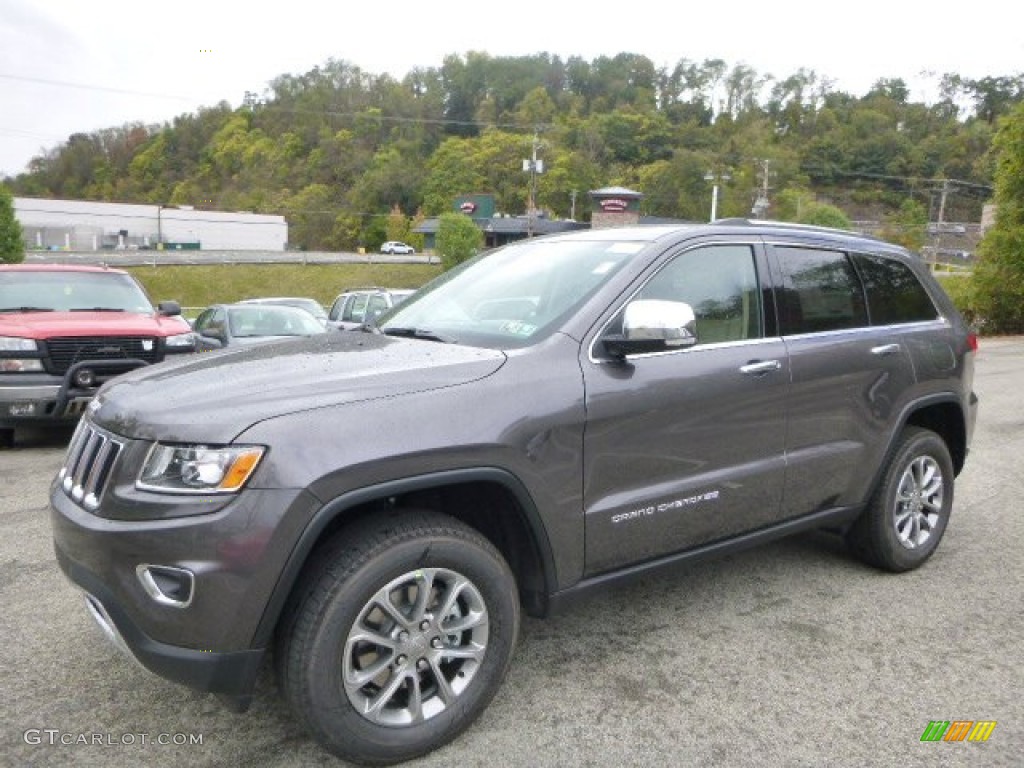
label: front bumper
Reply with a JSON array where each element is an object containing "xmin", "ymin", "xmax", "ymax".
[
  {"xmin": 63, "ymin": 552, "xmax": 265, "ymax": 699},
  {"xmin": 1, "ymin": 357, "xmax": 152, "ymax": 428},
  {"xmin": 50, "ymin": 477, "xmax": 320, "ymax": 700}
]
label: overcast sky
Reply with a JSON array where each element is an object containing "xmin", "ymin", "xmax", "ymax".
[{"xmin": 1, "ymin": 0, "xmax": 1021, "ymax": 178}]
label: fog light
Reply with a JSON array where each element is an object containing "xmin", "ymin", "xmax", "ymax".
[
  {"xmin": 7, "ymin": 402, "xmax": 37, "ymax": 417},
  {"xmin": 74, "ymin": 369, "xmax": 96, "ymax": 388},
  {"xmin": 136, "ymin": 564, "xmax": 195, "ymax": 608}
]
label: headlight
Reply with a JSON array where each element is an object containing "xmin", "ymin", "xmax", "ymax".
[
  {"xmin": 137, "ymin": 443, "xmax": 265, "ymax": 494},
  {"xmin": 0, "ymin": 359, "xmax": 44, "ymax": 372},
  {"xmin": 165, "ymin": 332, "xmax": 196, "ymax": 349},
  {"xmin": 0, "ymin": 336, "xmax": 38, "ymax": 352}
]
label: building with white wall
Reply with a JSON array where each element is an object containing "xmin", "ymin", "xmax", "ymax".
[{"xmin": 14, "ymin": 197, "xmax": 288, "ymax": 251}]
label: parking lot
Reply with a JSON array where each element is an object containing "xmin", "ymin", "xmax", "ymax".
[{"xmin": 2, "ymin": 337, "xmax": 1022, "ymax": 768}]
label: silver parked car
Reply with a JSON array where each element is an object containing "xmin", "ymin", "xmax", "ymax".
[{"xmin": 326, "ymin": 287, "xmax": 415, "ymax": 330}]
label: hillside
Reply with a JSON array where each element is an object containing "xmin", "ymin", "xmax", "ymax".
[{"xmin": 7, "ymin": 54, "xmax": 1022, "ymax": 250}]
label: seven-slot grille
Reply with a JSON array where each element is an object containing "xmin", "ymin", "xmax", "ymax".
[
  {"xmin": 58, "ymin": 420, "xmax": 124, "ymax": 512},
  {"xmin": 45, "ymin": 336, "xmax": 159, "ymax": 375}
]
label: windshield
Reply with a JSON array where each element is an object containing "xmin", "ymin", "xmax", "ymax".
[
  {"xmin": 378, "ymin": 237, "xmax": 640, "ymax": 349},
  {"xmin": 227, "ymin": 305, "xmax": 326, "ymax": 337},
  {"xmin": 0, "ymin": 270, "xmax": 154, "ymax": 313},
  {"xmin": 246, "ymin": 298, "xmax": 327, "ymax": 320}
]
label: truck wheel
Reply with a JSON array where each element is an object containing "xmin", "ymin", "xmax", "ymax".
[
  {"xmin": 277, "ymin": 511, "xmax": 520, "ymax": 766},
  {"xmin": 846, "ymin": 427, "xmax": 954, "ymax": 572},
  {"xmin": 0, "ymin": 428, "xmax": 14, "ymax": 449}
]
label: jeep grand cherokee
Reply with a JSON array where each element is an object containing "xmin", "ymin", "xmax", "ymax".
[{"xmin": 50, "ymin": 221, "xmax": 977, "ymax": 765}]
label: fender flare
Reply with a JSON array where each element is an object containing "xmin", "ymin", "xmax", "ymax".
[{"xmin": 251, "ymin": 467, "xmax": 557, "ymax": 647}]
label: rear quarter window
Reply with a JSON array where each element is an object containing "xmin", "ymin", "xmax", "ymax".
[{"xmin": 852, "ymin": 253, "xmax": 939, "ymax": 324}]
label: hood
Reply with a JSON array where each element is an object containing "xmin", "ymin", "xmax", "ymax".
[
  {"xmin": 90, "ymin": 331, "xmax": 507, "ymax": 443},
  {"xmin": 0, "ymin": 310, "xmax": 190, "ymax": 338}
]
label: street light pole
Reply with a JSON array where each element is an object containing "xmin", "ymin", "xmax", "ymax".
[{"xmin": 703, "ymin": 171, "xmax": 731, "ymax": 222}]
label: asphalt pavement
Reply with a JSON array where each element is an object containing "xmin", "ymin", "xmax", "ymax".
[{"xmin": 2, "ymin": 338, "xmax": 1022, "ymax": 767}]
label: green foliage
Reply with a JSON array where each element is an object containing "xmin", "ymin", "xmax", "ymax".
[
  {"xmin": 386, "ymin": 206, "xmax": 411, "ymax": 242},
  {"xmin": 798, "ymin": 202, "xmax": 852, "ymax": 230},
  {"xmin": 880, "ymin": 198, "xmax": 929, "ymax": 251},
  {"xmin": 6, "ymin": 54, "xmax": 1018, "ymax": 251},
  {"xmin": 436, "ymin": 213, "xmax": 482, "ymax": 270},
  {"xmin": 0, "ymin": 185, "xmax": 25, "ymax": 263},
  {"xmin": 969, "ymin": 102, "xmax": 1024, "ymax": 332}
]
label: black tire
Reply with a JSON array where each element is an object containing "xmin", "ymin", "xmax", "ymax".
[
  {"xmin": 846, "ymin": 427, "xmax": 955, "ymax": 572},
  {"xmin": 0, "ymin": 428, "xmax": 14, "ymax": 449},
  {"xmin": 276, "ymin": 510, "xmax": 520, "ymax": 766}
]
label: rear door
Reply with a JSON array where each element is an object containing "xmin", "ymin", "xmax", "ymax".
[
  {"xmin": 581, "ymin": 241, "xmax": 790, "ymax": 575},
  {"xmin": 769, "ymin": 243, "xmax": 918, "ymax": 514}
]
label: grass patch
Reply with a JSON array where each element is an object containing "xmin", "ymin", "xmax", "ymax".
[{"xmin": 128, "ymin": 263, "xmax": 443, "ymax": 312}]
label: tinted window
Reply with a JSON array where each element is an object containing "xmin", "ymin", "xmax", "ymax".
[
  {"xmin": 852, "ymin": 253, "xmax": 939, "ymax": 324},
  {"xmin": 636, "ymin": 244, "xmax": 762, "ymax": 344},
  {"xmin": 776, "ymin": 247, "xmax": 867, "ymax": 335}
]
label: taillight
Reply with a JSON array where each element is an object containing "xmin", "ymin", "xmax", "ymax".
[{"xmin": 967, "ymin": 332, "xmax": 979, "ymax": 353}]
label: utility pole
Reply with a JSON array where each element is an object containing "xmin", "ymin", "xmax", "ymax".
[
  {"xmin": 704, "ymin": 170, "xmax": 731, "ymax": 222},
  {"xmin": 931, "ymin": 178, "xmax": 952, "ymax": 265},
  {"xmin": 570, "ymin": 189, "xmax": 578, "ymax": 221},
  {"xmin": 523, "ymin": 131, "xmax": 544, "ymax": 237}
]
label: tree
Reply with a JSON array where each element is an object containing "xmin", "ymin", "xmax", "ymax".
[
  {"xmin": 970, "ymin": 102, "xmax": 1024, "ymax": 332},
  {"xmin": 436, "ymin": 212, "xmax": 482, "ymax": 270},
  {"xmin": 798, "ymin": 202, "xmax": 852, "ymax": 229},
  {"xmin": 0, "ymin": 185, "xmax": 24, "ymax": 263},
  {"xmin": 880, "ymin": 198, "xmax": 928, "ymax": 251}
]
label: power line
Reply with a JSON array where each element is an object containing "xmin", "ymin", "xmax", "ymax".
[{"xmin": 0, "ymin": 73, "xmax": 197, "ymax": 103}]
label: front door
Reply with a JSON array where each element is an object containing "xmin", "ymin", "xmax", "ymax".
[{"xmin": 582, "ymin": 243, "xmax": 790, "ymax": 575}]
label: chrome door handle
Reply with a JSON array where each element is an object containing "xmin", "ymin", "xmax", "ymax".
[
  {"xmin": 740, "ymin": 360, "xmax": 782, "ymax": 375},
  {"xmin": 871, "ymin": 344, "xmax": 901, "ymax": 356}
]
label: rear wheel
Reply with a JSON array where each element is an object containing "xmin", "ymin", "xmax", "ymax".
[
  {"xmin": 277, "ymin": 511, "xmax": 520, "ymax": 766},
  {"xmin": 846, "ymin": 427, "xmax": 954, "ymax": 572}
]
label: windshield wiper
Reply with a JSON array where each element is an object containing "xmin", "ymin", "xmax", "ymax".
[
  {"xmin": 69, "ymin": 307, "xmax": 127, "ymax": 312},
  {"xmin": 381, "ymin": 327, "xmax": 456, "ymax": 344},
  {"xmin": 0, "ymin": 306, "xmax": 54, "ymax": 313}
]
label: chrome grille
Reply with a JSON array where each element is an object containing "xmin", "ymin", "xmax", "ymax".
[
  {"xmin": 58, "ymin": 420, "xmax": 123, "ymax": 512},
  {"xmin": 45, "ymin": 336, "xmax": 159, "ymax": 375}
]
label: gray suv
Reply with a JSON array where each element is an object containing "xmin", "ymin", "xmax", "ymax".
[{"xmin": 51, "ymin": 221, "xmax": 977, "ymax": 765}]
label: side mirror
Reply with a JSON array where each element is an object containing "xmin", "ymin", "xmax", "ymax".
[
  {"xmin": 157, "ymin": 300, "xmax": 182, "ymax": 317},
  {"xmin": 199, "ymin": 325, "xmax": 225, "ymax": 343},
  {"xmin": 602, "ymin": 299, "xmax": 697, "ymax": 359}
]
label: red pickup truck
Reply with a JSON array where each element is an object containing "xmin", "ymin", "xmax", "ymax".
[{"xmin": 0, "ymin": 263, "xmax": 195, "ymax": 447}]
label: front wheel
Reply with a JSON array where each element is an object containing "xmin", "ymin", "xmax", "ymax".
[
  {"xmin": 846, "ymin": 427, "xmax": 955, "ymax": 572},
  {"xmin": 277, "ymin": 511, "xmax": 520, "ymax": 765}
]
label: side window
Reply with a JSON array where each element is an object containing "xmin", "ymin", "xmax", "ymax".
[
  {"xmin": 328, "ymin": 295, "xmax": 349, "ymax": 322},
  {"xmin": 776, "ymin": 247, "xmax": 867, "ymax": 335},
  {"xmin": 636, "ymin": 244, "xmax": 762, "ymax": 344},
  {"xmin": 193, "ymin": 309, "xmax": 213, "ymax": 333},
  {"xmin": 343, "ymin": 294, "xmax": 369, "ymax": 323},
  {"xmin": 852, "ymin": 253, "xmax": 939, "ymax": 325},
  {"xmin": 365, "ymin": 294, "xmax": 389, "ymax": 322}
]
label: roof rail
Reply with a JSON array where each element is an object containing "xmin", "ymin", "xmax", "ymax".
[{"xmin": 713, "ymin": 217, "xmax": 886, "ymax": 241}]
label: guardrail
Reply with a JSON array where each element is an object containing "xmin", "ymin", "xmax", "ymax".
[{"xmin": 24, "ymin": 250, "xmax": 437, "ymax": 267}]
